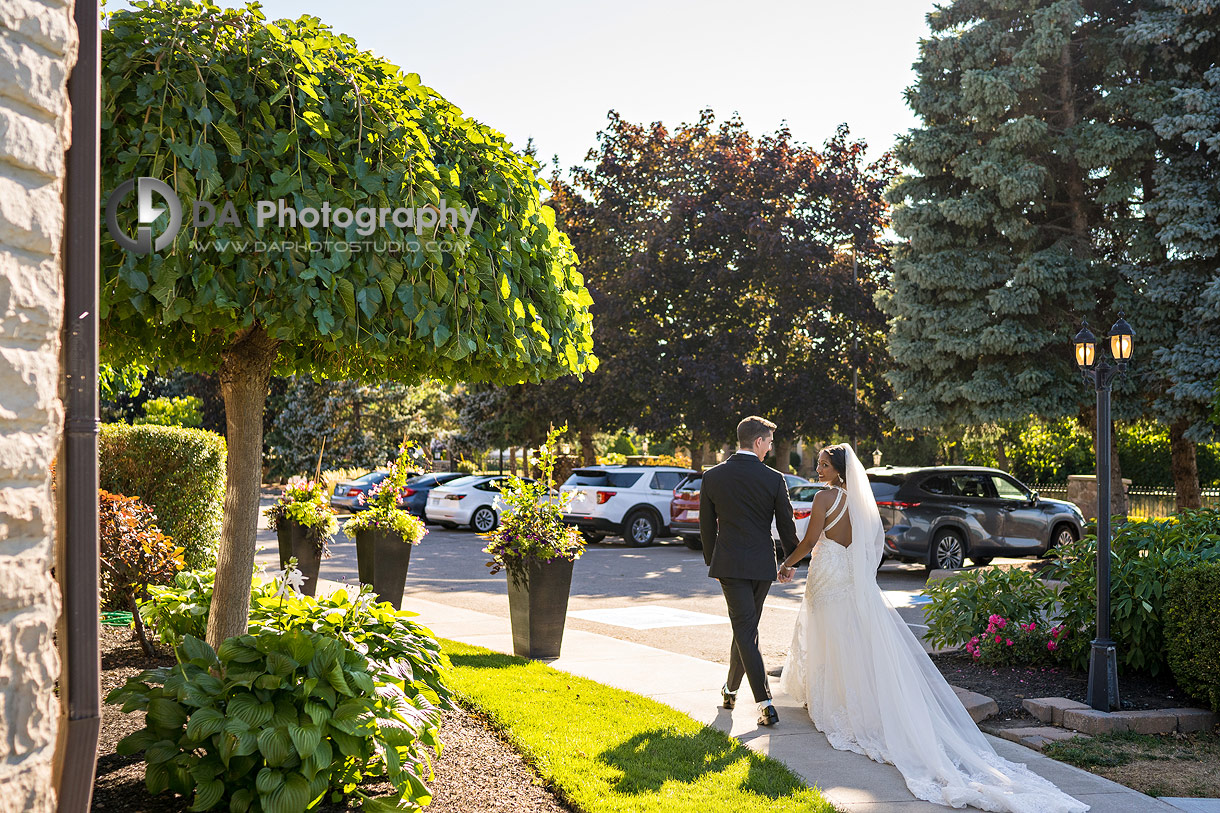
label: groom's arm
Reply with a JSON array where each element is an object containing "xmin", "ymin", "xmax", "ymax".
[
  {"xmin": 699, "ymin": 481, "xmax": 717, "ymax": 567},
  {"xmin": 774, "ymin": 477, "xmax": 799, "ymax": 560}
]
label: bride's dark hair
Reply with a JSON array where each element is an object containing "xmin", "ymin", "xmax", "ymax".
[{"xmin": 821, "ymin": 445, "xmax": 847, "ymax": 485}]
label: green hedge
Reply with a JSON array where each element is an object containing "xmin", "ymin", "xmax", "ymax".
[
  {"xmin": 1043, "ymin": 509, "xmax": 1220, "ymax": 675},
  {"xmin": 100, "ymin": 423, "xmax": 225, "ymax": 569},
  {"xmin": 1165, "ymin": 562, "xmax": 1220, "ymax": 712}
]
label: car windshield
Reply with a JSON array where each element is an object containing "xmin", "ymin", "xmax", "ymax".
[{"xmin": 563, "ymin": 470, "xmax": 644, "ymax": 488}]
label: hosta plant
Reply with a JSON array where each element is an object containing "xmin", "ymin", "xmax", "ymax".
[{"xmin": 107, "ymin": 630, "xmax": 443, "ymax": 812}]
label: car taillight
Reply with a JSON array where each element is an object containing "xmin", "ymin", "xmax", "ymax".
[
  {"xmin": 793, "ymin": 508, "xmax": 811, "ymax": 520},
  {"xmin": 347, "ymin": 488, "xmax": 362, "ymax": 497},
  {"xmin": 877, "ymin": 500, "xmax": 920, "ymax": 509},
  {"xmin": 596, "ymin": 491, "xmax": 616, "ymax": 504},
  {"xmin": 445, "ymin": 493, "xmax": 466, "ymax": 501},
  {"xmin": 401, "ymin": 488, "xmax": 416, "ymax": 497}
]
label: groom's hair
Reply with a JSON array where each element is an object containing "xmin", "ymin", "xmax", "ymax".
[{"xmin": 737, "ymin": 416, "xmax": 776, "ymax": 448}]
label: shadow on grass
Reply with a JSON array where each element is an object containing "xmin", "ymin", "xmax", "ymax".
[
  {"xmin": 597, "ymin": 727, "xmax": 807, "ymax": 800},
  {"xmin": 446, "ymin": 650, "xmax": 529, "ymax": 670}
]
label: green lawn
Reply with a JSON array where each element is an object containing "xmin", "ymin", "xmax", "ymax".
[
  {"xmin": 1043, "ymin": 730, "xmax": 1220, "ymax": 798},
  {"xmin": 440, "ymin": 640, "xmax": 835, "ymax": 813}
]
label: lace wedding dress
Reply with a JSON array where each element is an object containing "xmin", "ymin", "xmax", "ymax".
[{"xmin": 779, "ymin": 448, "xmax": 1088, "ymax": 812}]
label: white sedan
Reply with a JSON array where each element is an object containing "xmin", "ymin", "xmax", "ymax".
[{"xmin": 424, "ymin": 474, "xmax": 534, "ymax": 533}]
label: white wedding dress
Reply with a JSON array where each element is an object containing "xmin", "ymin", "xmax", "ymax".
[{"xmin": 779, "ymin": 447, "xmax": 1088, "ymax": 812}]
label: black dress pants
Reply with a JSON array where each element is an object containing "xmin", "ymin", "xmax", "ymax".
[{"xmin": 719, "ymin": 577, "xmax": 772, "ymax": 703}]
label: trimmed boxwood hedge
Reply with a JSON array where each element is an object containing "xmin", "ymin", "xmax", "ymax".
[
  {"xmin": 1164, "ymin": 561, "xmax": 1220, "ymax": 712},
  {"xmin": 100, "ymin": 423, "xmax": 225, "ymax": 569}
]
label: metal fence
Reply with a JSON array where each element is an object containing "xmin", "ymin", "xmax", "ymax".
[{"xmin": 1029, "ymin": 484, "xmax": 1220, "ymax": 520}]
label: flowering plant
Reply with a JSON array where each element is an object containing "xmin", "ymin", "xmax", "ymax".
[
  {"xmin": 263, "ymin": 479, "xmax": 338, "ymax": 555},
  {"xmin": 484, "ymin": 424, "xmax": 584, "ymax": 578},
  {"xmin": 344, "ymin": 446, "xmax": 428, "ymax": 542},
  {"xmin": 964, "ymin": 614, "xmax": 1068, "ymax": 666}
]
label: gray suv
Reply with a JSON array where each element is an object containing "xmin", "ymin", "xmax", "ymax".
[{"xmin": 867, "ymin": 466, "xmax": 1084, "ymax": 572}]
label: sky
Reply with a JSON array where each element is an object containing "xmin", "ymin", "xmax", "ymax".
[{"xmin": 181, "ymin": 0, "xmax": 942, "ymax": 176}]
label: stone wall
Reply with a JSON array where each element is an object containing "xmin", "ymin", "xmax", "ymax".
[{"xmin": 0, "ymin": 1, "xmax": 78, "ymax": 810}]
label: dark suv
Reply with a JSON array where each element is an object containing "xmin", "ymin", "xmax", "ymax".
[{"xmin": 867, "ymin": 466, "xmax": 1084, "ymax": 572}]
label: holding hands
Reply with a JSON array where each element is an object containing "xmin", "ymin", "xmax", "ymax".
[{"xmin": 777, "ymin": 564, "xmax": 796, "ymax": 583}]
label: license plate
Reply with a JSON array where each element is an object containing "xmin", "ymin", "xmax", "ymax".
[{"xmin": 687, "ymin": 509, "xmax": 698, "ymax": 520}]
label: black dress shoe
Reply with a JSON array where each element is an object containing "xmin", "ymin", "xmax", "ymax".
[
  {"xmin": 758, "ymin": 705, "xmax": 779, "ymax": 727},
  {"xmin": 721, "ymin": 687, "xmax": 737, "ymax": 709}
]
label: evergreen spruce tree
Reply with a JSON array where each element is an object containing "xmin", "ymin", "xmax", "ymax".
[
  {"xmin": 884, "ymin": 0, "xmax": 1150, "ymax": 512},
  {"xmin": 1123, "ymin": 0, "xmax": 1220, "ymax": 507}
]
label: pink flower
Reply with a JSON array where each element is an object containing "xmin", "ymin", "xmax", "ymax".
[
  {"xmin": 995, "ymin": 635, "xmax": 1002, "ymax": 643},
  {"xmin": 1048, "ymin": 641, "xmax": 1058, "ymax": 651},
  {"xmin": 1006, "ymin": 639, "xmax": 1013, "ymax": 646}
]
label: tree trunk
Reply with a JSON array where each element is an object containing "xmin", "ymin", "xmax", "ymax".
[
  {"xmin": 690, "ymin": 440, "xmax": 707, "ymax": 471},
  {"xmin": 774, "ymin": 437, "xmax": 792, "ymax": 474},
  {"xmin": 799, "ymin": 439, "xmax": 817, "ymax": 478},
  {"xmin": 1170, "ymin": 418, "xmax": 1202, "ymax": 510},
  {"xmin": 206, "ymin": 327, "xmax": 279, "ymax": 651},
  {"xmin": 995, "ymin": 440, "xmax": 1010, "ymax": 473},
  {"xmin": 508, "ymin": 446, "xmax": 518, "ymax": 476},
  {"xmin": 580, "ymin": 427, "xmax": 596, "ymax": 467}
]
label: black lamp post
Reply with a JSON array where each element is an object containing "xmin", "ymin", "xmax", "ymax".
[{"xmin": 1072, "ymin": 313, "xmax": 1134, "ymax": 712}]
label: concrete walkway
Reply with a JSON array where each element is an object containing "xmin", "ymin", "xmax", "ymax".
[{"xmin": 387, "ymin": 589, "xmax": 1178, "ymax": 813}]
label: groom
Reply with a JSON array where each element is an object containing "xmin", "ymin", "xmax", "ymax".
[{"xmin": 700, "ymin": 416, "xmax": 800, "ymax": 726}]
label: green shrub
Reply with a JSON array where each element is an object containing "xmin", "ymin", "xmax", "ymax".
[
  {"xmin": 1044, "ymin": 509, "xmax": 1220, "ymax": 675},
  {"xmin": 135, "ymin": 395, "xmax": 203, "ymax": 428},
  {"xmin": 141, "ymin": 569, "xmax": 451, "ymax": 707},
  {"xmin": 922, "ymin": 567, "xmax": 1059, "ymax": 650},
  {"xmin": 1164, "ymin": 562, "xmax": 1220, "ymax": 712},
  {"xmin": 141, "ymin": 568, "xmax": 220, "ymax": 647},
  {"xmin": 100, "ymin": 423, "xmax": 225, "ymax": 569},
  {"xmin": 107, "ymin": 630, "xmax": 443, "ymax": 812}
]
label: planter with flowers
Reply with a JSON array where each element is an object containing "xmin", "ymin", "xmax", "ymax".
[
  {"xmin": 484, "ymin": 425, "xmax": 585, "ymax": 660},
  {"xmin": 345, "ymin": 448, "xmax": 427, "ymax": 607},
  {"xmin": 264, "ymin": 480, "xmax": 338, "ymax": 596}
]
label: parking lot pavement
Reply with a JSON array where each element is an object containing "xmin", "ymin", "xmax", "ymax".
[{"xmin": 256, "ymin": 513, "xmax": 990, "ymax": 668}]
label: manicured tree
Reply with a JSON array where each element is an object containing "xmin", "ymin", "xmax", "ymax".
[
  {"xmin": 884, "ymin": 0, "xmax": 1151, "ymax": 511},
  {"xmin": 102, "ymin": 2, "xmax": 594, "ymax": 648},
  {"xmin": 1122, "ymin": 0, "xmax": 1220, "ymax": 507}
]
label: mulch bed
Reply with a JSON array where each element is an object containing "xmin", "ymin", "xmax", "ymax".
[
  {"xmin": 930, "ymin": 650, "xmax": 1191, "ymax": 725},
  {"xmin": 90, "ymin": 626, "xmax": 573, "ymax": 812}
]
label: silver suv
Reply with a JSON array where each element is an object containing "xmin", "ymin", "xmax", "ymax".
[{"xmin": 560, "ymin": 465, "xmax": 696, "ymax": 546}]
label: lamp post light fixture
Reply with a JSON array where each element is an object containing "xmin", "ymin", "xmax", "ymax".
[
  {"xmin": 872, "ymin": 448, "xmax": 883, "ymax": 467},
  {"xmin": 1072, "ymin": 313, "xmax": 1134, "ymax": 712}
]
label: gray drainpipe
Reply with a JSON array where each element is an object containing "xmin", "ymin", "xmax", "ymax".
[{"xmin": 57, "ymin": 0, "xmax": 101, "ymax": 809}]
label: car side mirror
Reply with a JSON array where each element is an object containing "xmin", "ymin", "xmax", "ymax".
[{"xmin": 1029, "ymin": 492, "xmax": 1039, "ymax": 506}]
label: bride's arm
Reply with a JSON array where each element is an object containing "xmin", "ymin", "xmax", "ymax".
[{"xmin": 779, "ymin": 490, "xmax": 831, "ymax": 574}]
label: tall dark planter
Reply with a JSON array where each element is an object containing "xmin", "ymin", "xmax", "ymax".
[
  {"xmin": 506, "ymin": 558, "xmax": 574, "ymax": 660},
  {"xmin": 355, "ymin": 527, "xmax": 413, "ymax": 608},
  {"xmin": 276, "ymin": 519, "xmax": 321, "ymax": 597}
]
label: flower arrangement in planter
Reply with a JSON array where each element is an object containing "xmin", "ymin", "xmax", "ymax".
[
  {"xmin": 344, "ymin": 447, "xmax": 427, "ymax": 608},
  {"xmin": 484, "ymin": 424, "xmax": 585, "ymax": 659},
  {"xmin": 263, "ymin": 479, "xmax": 339, "ymax": 597}
]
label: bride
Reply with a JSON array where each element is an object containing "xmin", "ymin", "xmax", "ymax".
[{"xmin": 776, "ymin": 444, "xmax": 1088, "ymax": 812}]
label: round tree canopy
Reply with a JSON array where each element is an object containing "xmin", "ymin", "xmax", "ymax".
[{"xmin": 101, "ymin": 0, "xmax": 596, "ymax": 384}]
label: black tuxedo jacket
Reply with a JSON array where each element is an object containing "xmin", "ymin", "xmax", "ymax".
[{"xmin": 699, "ymin": 453, "xmax": 800, "ymax": 581}]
